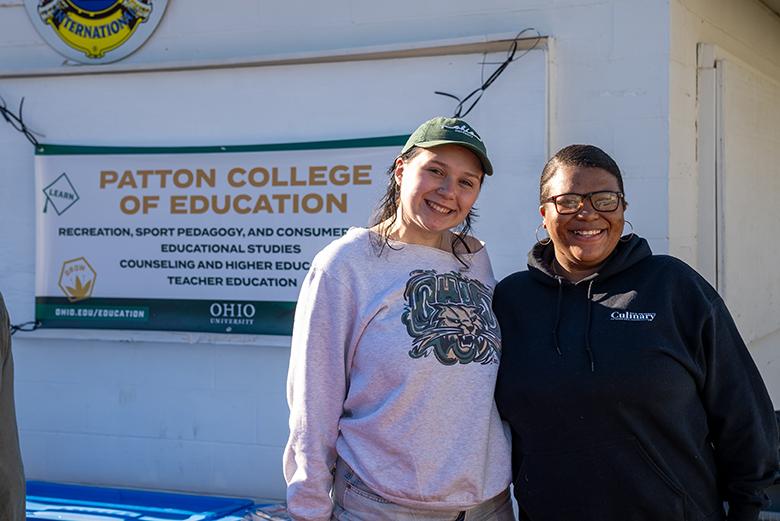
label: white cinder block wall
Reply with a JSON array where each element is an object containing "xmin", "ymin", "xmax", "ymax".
[
  {"xmin": 1, "ymin": 0, "xmax": 669, "ymax": 500},
  {"xmin": 669, "ymin": 0, "xmax": 780, "ymax": 405}
]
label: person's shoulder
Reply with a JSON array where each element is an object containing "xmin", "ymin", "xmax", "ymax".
[
  {"xmin": 495, "ymin": 269, "xmax": 534, "ymax": 295},
  {"xmin": 646, "ymin": 254, "xmax": 691, "ymax": 270},
  {"xmin": 0, "ymin": 293, "xmax": 8, "ymax": 355},
  {"xmin": 645, "ymin": 254, "xmax": 709, "ymax": 282},
  {"xmin": 458, "ymin": 234, "xmax": 484, "ymax": 254},
  {"xmin": 637, "ymin": 254, "xmax": 719, "ymax": 302},
  {"xmin": 311, "ymin": 227, "xmax": 372, "ymax": 272}
]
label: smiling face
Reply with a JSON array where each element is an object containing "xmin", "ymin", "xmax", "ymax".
[
  {"xmin": 541, "ymin": 165, "xmax": 625, "ymax": 279},
  {"xmin": 393, "ymin": 144, "xmax": 483, "ymax": 246}
]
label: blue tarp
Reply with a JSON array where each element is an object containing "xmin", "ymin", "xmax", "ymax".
[{"xmin": 26, "ymin": 480, "xmax": 255, "ymax": 521}]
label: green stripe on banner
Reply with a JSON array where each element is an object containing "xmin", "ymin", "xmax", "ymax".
[
  {"xmin": 36, "ymin": 297, "xmax": 296, "ymax": 336},
  {"xmin": 35, "ymin": 135, "xmax": 409, "ymax": 156}
]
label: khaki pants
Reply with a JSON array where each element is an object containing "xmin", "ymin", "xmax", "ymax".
[{"xmin": 332, "ymin": 459, "xmax": 514, "ymax": 521}]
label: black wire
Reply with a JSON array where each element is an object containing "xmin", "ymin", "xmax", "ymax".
[
  {"xmin": 10, "ymin": 320, "xmax": 42, "ymax": 336},
  {"xmin": 435, "ymin": 28, "xmax": 542, "ymax": 118},
  {"xmin": 2, "ymin": 95, "xmax": 43, "ymax": 329},
  {"xmin": 2, "ymin": 96, "xmax": 43, "ymax": 328},
  {"xmin": 0, "ymin": 95, "xmax": 42, "ymax": 147}
]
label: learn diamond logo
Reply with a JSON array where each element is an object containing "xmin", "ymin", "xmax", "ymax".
[
  {"xmin": 58, "ymin": 257, "xmax": 96, "ymax": 302},
  {"xmin": 43, "ymin": 173, "xmax": 79, "ymax": 215}
]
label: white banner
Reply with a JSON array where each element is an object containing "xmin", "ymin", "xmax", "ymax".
[{"xmin": 34, "ymin": 137, "xmax": 404, "ymax": 334}]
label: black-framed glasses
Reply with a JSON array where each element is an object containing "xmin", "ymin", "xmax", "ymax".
[{"xmin": 543, "ymin": 191, "xmax": 624, "ymax": 214}]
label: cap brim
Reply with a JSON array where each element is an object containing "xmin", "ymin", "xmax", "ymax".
[{"xmin": 413, "ymin": 140, "xmax": 494, "ymax": 176}]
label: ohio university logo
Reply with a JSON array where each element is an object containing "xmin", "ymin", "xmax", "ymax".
[
  {"xmin": 25, "ymin": 0, "xmax": 168, "ymax": 64},
  {"xmin": 208, "ymin": 302, "xmax": 256, "ymax": 331}
]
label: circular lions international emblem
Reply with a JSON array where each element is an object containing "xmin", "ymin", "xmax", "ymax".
[{"xmin": 25, "ymin": 0, "xmax": 168, "ymax": 64}]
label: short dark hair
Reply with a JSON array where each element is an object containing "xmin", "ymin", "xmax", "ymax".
[{"xmin": 539, "ymin": 144, "xmax": 625, "ymax": 204}]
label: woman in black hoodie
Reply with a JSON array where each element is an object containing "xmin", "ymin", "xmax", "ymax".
[{"xmin": 493, "ymin": 144, "xmax": 778, "ymax": 521}]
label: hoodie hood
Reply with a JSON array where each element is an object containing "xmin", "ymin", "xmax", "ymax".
[
  {"xmin": 527, "ymin": 234, "xmax": 652, "ymax": 285},
  {"xmin": 524, "ymin": 234, "xmax": 652, "ymax": 371},
  {"xmin": 493, "ymin": 237, "xmax": 778, "ymax": 521}
]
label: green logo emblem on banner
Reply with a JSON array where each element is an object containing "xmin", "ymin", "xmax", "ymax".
[
  {"xmin": 43, "ymin": 172, "xmax": 80, "ymax": 215},
  {"xmin": 58, "ymin": 257, "xmax": 97, "ymax": 302}
]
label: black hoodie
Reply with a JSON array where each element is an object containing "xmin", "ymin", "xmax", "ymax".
[{"xmin": 493, "ymin": 236, "xmax": 778, "ymax": 521}]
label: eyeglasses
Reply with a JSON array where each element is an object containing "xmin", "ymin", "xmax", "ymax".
[{"xmin": 543, "ymin": 191, "xmax": 624, "ymax": 214}]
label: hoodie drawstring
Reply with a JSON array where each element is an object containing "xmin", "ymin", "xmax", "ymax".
[
  {"xmin": 552, "ymin": 278, "xmax": 563, "ymax": 356},
  {"xmin": 551, "ymin": 276, "xmax": 596, "ymax": 371},
  {"xmin": 584, "ymin": 280, "xmax": 595, "ymax": 372}
]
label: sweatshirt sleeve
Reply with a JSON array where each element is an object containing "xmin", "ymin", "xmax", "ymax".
[
  {"xmin": 698, "ymin": 296, "xmax": 779, "ymax": 521},
  {"xmin": 283, "ymin": 266, "xmax": 356, "ymax": 521}
]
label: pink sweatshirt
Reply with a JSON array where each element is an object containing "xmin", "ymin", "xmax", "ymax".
[{"xmin": 284, "ymin": 228, "xmax": 511, "ymax": 521}]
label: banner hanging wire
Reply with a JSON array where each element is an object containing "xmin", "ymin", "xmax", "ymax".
[
  {"xmin": 0, "ymin": 95, "xmax": 42, "ymax": 147},
  {"xmin": 2, "ymin": 93, "xmax": 43, "ymax": 333},
  {"xmin": 10, "ymin": 320, "xmax": 42, "ymax": 336},
  {"xmin": 435, "ymin": 28, "xmax": 542, "ymax": 118}
]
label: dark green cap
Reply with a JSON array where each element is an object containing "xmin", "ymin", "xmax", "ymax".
[{"xmin": 401, "ymin": 116, "xmax": 493, "ymax": 175}]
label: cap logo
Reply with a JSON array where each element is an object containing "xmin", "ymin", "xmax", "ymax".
[{"xmin": 442, "ymin": 124, "xmax": 482, "ymax": 142}]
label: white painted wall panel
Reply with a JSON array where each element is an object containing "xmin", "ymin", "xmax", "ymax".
[
  {"xmin": 0, "ymin": 0, "xmax": 672, "ymax": 500},
  {"xmin": 671, "ymin": 0, "xmax": 780, "ymax": 405},
  {"xmin": 2, "ymin": 45, "xmax": 548, "ymax": 499},
  {"xmin": 719, "ymin": 58, "xmax": 780, "ymax": 345},
  {"xmin": 670, "ymin": 0, "xmax": 780, "ymax": 266}
]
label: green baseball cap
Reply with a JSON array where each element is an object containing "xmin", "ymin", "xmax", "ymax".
[{"xmin": 401, "ymin": 116, "xmax": 493, "ymax": 176}]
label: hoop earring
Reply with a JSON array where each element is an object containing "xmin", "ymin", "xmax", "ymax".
[
  {"xmin": 535, "ymin": 223, "xmax": 551, "ymax": 245},
  {"xmin": 620, "ymin": 220, "xmax": 634, "ymax": 242}
]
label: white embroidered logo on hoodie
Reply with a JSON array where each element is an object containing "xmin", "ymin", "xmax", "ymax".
[{"xmin": 610, "ymin": 311, "xmax": 656, "ymax": 322}]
